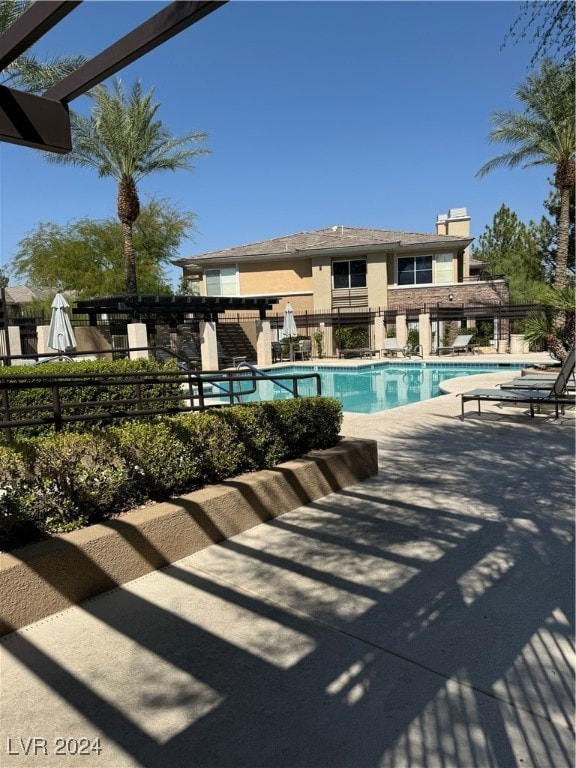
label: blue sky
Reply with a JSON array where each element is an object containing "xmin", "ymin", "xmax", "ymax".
[{"xmin": 0, "ymin": 1, "xmax": 554, "ymax": 288}]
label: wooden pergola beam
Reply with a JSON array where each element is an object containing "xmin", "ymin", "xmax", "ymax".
[{"xmin": 43, "ymin": 1, "xmax": 227, "ymax": 103}]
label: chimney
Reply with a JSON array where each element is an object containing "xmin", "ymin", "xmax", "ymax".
[{"xmin": 436, "ymin": 207, "xmax": 470, "ymax": 237}]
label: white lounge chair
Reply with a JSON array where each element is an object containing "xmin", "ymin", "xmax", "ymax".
[
  {"xmin": 382, "ymin": 338, "xmax": 404, "ymax": 357},
  {"xmin": 436, "ymin": 334, "xmax": 477, "ymax": 356}
]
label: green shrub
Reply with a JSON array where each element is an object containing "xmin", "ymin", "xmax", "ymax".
[
  {"xmin": 212, "ymin": 404, "xmax": 286, "ymax": 471},
  {"xmin": 18, "ymin": 432, "xmax": 135, "ymax": 533},
  {"xmin": 407, "ymin": 328, "xmax": 420, "ymax": 348},
  {"xmin": 260, "ymin": 397, "xmax": 342, "ymax": 459},
  {"xmin": 0, "ymin": 397, "xmax": 342, "ymax": 550},
  {"xmin": 0, "ymin": 446, "xmax": 39, "ymax": 550},
  {"xmin": 174, "ymin": 411, "xmax": 245, "ymax": 483},
  {"xmin": 335, "ymin": 326, "xmax": 369, "ymax": 350},
  {"xmin": 110, "ymin": 418, "xmax": 203, "ymax": 499},
  {"xmin": 0, "ymin": 358, "xmax": 183, "ymax": 440}
]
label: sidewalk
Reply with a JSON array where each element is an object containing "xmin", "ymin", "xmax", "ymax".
[{"xmin": 0, "ymin": 370, "xmax": 574, "ymax": 768}]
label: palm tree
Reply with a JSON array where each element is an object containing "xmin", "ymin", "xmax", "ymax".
[
  {"xmin": 47, "ymin": 78, "xmax": 210, "ymax": 293},
  {"xmin": 477, "ymin": 59, "xmax": 575, "ymax": 292},
  {"xmin": 523, "ymin": 285, "xmax": 575, "ymax": 361},
  {"xmin": 0, "ymin": 1, "xmax": 86, "ymax": 93}
]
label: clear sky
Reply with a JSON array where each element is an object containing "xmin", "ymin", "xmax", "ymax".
[{"xmin": 0, "ymin": 0, "xmax": 554, "ymax": 288}]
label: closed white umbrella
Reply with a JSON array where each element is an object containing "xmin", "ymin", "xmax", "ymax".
[
  {"xmin": 281, "ymin": 302, "xmax": 298, "ymax": 339},
  {"xmin": 48, "ymin": 293, "xmax": 77, "ymax": 352}
]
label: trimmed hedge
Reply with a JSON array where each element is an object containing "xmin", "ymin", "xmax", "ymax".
[
  {"xmin": 0, "ymin": 397, "xmax": 342, "ymax": 551},
  {"xmin": 0, "ymin": 358, "xmax": 183, "ymax": 440}
]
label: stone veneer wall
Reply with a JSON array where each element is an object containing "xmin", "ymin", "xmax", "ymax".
[{"xmin": 387, "ymin": 279, "xmax": 509, "ymax": 309}]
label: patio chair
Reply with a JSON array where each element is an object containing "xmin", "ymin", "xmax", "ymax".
[
  {"xmin": 293, "ymin": 339, "xmax": 312, "ymax": 361},
  {"xmin": 436, "ymin": 334, "xmax": 477, "ymax": 356},
  {"xmin": 460, "ymin": 344, "xmax": 575, "ymax": 419},
  {"xmin": 271, "ymin": 341, "xmax": 287, "ymax": 363},
  {"xmin": 382, "ymin": 338, "xmax": 404, "ymax": 357}
]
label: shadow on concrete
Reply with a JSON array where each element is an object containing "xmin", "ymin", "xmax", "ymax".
[{"xmin": 1, "ymin": 414, "xmax": 574, "ymax": 767}]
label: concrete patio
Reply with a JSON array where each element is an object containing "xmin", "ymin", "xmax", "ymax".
[{"xmin": 0, "ymin": 360, "xmax": 574, "ymax": 767}]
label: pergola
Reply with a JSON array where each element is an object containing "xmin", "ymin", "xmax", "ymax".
[
  {"xmin": 74, "ymin": 294, "xmax": 281, "ymax": 323},
  {"xmin": 0, "ymin": 0, "xmax": 227, "ymax": 152}
]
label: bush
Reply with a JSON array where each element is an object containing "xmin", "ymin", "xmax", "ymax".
[
  {"xmin": 18, "ymin": 432, "xmax": 136, "ymax": 533},
  {"xmin": 0, "ymin": 397, "xmax": 342, "ymax": 551},
  {"xmin": 0, "ymin": 446, "xmax": 39, "ymax": 550},
  {"xmin": 335, "ymin": 326, "xmax": 369, "ymax": 350},
  {"xmin": 0, "ymin": 358, "xmax": 183, "ymax": 440},
  {"xmin": 174, "ymin": 410, "xmax": 246, "ymax": 483}
]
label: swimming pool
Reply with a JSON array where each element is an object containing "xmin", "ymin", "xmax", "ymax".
[{"xmin": 233, "ymin": 361, "xmax": 528, "ymax": 414}]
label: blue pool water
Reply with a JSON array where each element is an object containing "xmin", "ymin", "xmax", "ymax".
[{"xmin": 232, "ymin": 362, "xmax": 528, "ymax": 414}]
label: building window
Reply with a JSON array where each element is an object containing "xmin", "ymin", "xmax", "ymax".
[
  {"xmin": 332, "ymin": 259, "xmax": 367, "ymax": 289},
  {"xmin": 205, "ymin": 268, "xmax": 237, "ymax": 296},
  {"xmin": 435, "ymin": 253, "xmax": 453, "ymax": 284},
  {"xmin": 397, "ymin": 255, "xmax": 432, "ymax": 285}
]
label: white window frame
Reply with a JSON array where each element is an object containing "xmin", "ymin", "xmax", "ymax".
[{"xmin": 204, "ymin": 267, "xmax": 238, "ymax": 296}]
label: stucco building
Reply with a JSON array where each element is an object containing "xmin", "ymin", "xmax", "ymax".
[{"xmin": 175, "ymin": 208, "xmax": 510, "ymax": 356}]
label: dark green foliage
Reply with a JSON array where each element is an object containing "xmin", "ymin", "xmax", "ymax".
[
  {"xmin": 18, "ymin": 432, "xmax": 136, "ymax": 533},
  {"xmin": 110, "ymin": 418, "xmax": 204, "ymax": 499},
  {"xmin": 0, "ymin": 397, "xmax": 342, "ymax": 551},
  {"xmin": 0, "ymin": 358, "xmax": 183, "ymax": 439},
  {"xmin": 207, "ymin": 405, "xmax": 285, "ymax": 472},
  {"xmin": 335, "ymin": 326, "xmax": 369, "ymax": 350},
  {"xmin": 174, "ymin": 411, "xmax": 245, "ymax": 483},
  {"xmin": 0, "ymin": 446, "xmax": 38, "ymax": 550}
]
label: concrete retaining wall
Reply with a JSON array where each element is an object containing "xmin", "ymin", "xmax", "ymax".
[{"xmin": 0, "ymin": 437, "xmax": 377, "ymax": 635}]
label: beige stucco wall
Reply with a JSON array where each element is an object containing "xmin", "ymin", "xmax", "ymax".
[
  {"xmin": 367, "ymin": 253, "xmax": 388, "ymax": 308},
  {"xmin": 240, "ymin": 258, "xmax": 312, "ymax": 295},
  {"xmin": 436, "ymin": 209, "xmax": 471, "ymax": 278},
  {"xmin": 311, "ymin": 255, "xmax": 332, "ymax": 311}
]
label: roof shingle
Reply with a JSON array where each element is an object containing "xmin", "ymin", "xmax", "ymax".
[{"xmin": 180, "ymin": 226, "xmax": 471, "ymax": 264}]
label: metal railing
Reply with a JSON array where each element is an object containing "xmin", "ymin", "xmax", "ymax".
[{"xmin": 0, "ymin": 363, "xmax": 322, "ymax": 442}]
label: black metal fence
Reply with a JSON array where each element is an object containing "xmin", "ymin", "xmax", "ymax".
[{"xmin": 0, "ymin": 366, "xmax": 322, "ymax": 442}]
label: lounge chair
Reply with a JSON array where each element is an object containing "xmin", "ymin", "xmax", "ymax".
[
  {"xmin": 436, "ymin": 334, "xmax": 477, "ymax": 356},
  {"xmin": 499, "ymin": 373, "xmax": 575, "ymax": 392},
  {"xmin": 382, "ymin": 338, "xmax": 404, "ymax": 357},
  {"xmin": 338, "ymin": 347, "xmax": 380, "ymax": 359},
  {"xmin": 460, "ymin": 344, "xmax": 575, "ymax": 418}
]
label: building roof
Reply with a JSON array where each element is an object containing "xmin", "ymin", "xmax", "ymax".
[
  {"xmin": 3, "ymin": 285, "xmax": 53, "ymax": 305},
  {"xmin": 175, "ymin": 226, "xmax": 473, "ymax": 267}
]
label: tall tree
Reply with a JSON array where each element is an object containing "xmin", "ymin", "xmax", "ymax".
[
  {"xmin": 503, "ymin": 0, "xmax": 574, "ymax": 67},
  {"xmin": 46, "ymin": 78, "xmax": 209, "ymax": 294},
  {"xmin": 0, "ymin": 1, "xmax": 86, "ymax": 92},
  {"xmin": 537, "ymin": 187, "xmax": 575, "ymax": 282},
  {"xmin": 477, "ymin": 59, "xmax": 575, "ymax": 292},
  {"xmin": 471, "ymin": 205, "xmax": 547, "ymax": 304},
  {"xmin": 10, "ymin": 197, "xmax": 197, "ymax": 298}
]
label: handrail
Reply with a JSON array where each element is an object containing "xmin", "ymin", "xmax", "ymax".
[
  {"xmin": 0, "ymin": 366, "xmax": 322, "ymax": 442},
  {"xmin": 236, "ymin": 360, "xmax": 294, "ymax": 395}
]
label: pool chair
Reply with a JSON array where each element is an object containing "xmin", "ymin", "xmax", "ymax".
[
  {"xmin": 293, "ymin": 339, "xmax": 312, "ymax": 361},
  {"xmin": 460, "ymin": 344, "xmax": 575, "ymax": 419},
  {"xmin": 271, "ymin": 341, "xmax": 287, "ymax": 363},
  {"xmin": 499, "ymin": 372, "xmax": 576, "ymax": 393},
  {"xmin": 382, "ymin": 338, "xmax": 404, "ymax": 357},
  {"xmin": 436, "ymin": 334, "xmax": 477, "ymax": 356}
]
